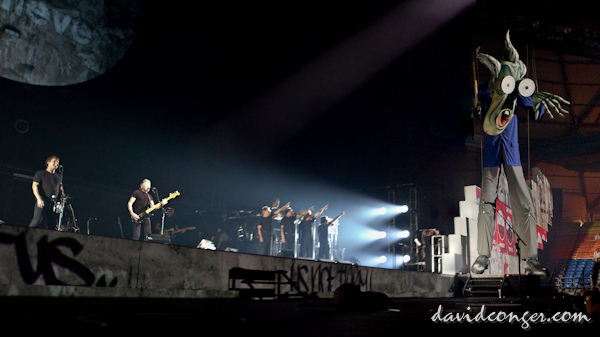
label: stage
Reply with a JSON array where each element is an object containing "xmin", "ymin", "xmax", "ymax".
[
  {"xmin": 0, "ymin": 223, "xmax": 593, "ymax": 333},
  {"xmin": 0, "ymin": 223, "xmax": 454, "ymax": 299}
]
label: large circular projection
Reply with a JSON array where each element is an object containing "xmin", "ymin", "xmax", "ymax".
[{"xmin": 0, "ymin": 0, "xmax": 140, "ymax": 86}]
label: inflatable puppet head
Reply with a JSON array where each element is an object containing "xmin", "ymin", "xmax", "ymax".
[
  {"xmin": 476, "ymin": 31, "xmax": 536, "ymax": 136},
  {"xmin": 476, "ymin": 31, "xmax": 569, "ymax": 136}
]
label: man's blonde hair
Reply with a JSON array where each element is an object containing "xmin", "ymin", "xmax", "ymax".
[{"xmin": 140, "ymin": 179, "xmax": 151, "ymax": 188}]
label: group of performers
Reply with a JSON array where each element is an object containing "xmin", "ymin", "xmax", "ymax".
[
  {"xmin": 27, "ymin": 157, "xmax": 170, "ymax": 239},
  {"xmin": 25, "ymin": 156, "xmax": 345, "ymax": 260},
  {"xmin": 255, "ymin": 199, "xmax": 345, "ymax": 259}
]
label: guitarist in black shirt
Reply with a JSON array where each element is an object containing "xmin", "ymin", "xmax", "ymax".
[{"xmin": 127, "ymin": 179, "xmax": 169, "ymax": 241}]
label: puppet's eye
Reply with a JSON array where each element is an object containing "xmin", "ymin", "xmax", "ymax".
[
  {"xmin": 518, "ymin": 78, "xmax": 536, "ymax": 97},
  {"xmin": 498, "ymin": 75, "xmax": 515, "ymax": 94}
]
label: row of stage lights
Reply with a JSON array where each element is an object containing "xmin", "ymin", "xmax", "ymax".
[
  {"xmin": 373, "ymin": 205, "xmax": 409, "ymax": 215},
  {"xmin": 366, "ymin": 204, "xmax": 409, "ymax": 240},
  {"xmin": 365, "ymin": 205, "xmax": 412, "ymax": 267},
  {"xmin": 365, "ymin": 229, "xmax": 409, "ymax": 240},
  {"xmin": 375, "ymin": 254, "xmax": 411, "ymax": 265}
]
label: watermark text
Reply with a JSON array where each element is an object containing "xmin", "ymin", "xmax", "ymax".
[{"xmin": 431, "ymin": 305, "xmax": 591, "ymax": 330}]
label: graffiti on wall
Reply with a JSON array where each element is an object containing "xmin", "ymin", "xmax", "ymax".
[
  {"xmin": 0, "ymin": 230, "xmax": 118, "ymax": 287},
  {"xmin": 289, "ymin": 260, "xmax": 373, "ymax": 294}
]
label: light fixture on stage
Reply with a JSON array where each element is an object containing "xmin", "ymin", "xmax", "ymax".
[
  {"xmin": 395, "ymin": 254, "xmax": 411, "ymax": 266},
  {"xmin": 374, "ymin": 207, "xmax": 387, "ymax": 215},
  {"xmin": 376, "ymin": 255, "xmax": 387, "ymax": 264},
  {"xmin": 394, "ymin": 255, "xmax": 410, "ymax": 268},
  {"xmin": 372, "ymin": 205, "xmax": 408, "ymax": 216},
  {"xmin": 391, "ymin": 205, "xmax": 409, "ymax": 214},
  {"xmin": 366, "ymin": 230, "xmax": 387, "ymax": 240},
  {"xmin": 397, "ymin": 230, "xmax": 410, "ymax": 239},
  {"xmin": 382, "ymin": 229, "xmax": 409, "ymax": 240},
  {"xmin": 197, "ymin": 239, "xmax": 216, "ymax": 250}
]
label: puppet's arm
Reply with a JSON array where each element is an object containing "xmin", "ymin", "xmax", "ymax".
[{"xmin": 532, "ymin": 91, "xmax": 570, "ymax": 120}]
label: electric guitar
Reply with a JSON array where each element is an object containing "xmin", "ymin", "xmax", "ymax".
[
  {"xmin": 133, "ymin": 191, "xmax": 180, "ymax": 223},
  {"xmin": 53, "ymin": 194, "xmax": 70, "ymax": 231},
  {"xmin": 164, "ymin": 226, "xmax": 196, "ymax": 234},
  {"xmin": 52, "ymin": 194, "xmax": 69, "ymax": 214}
]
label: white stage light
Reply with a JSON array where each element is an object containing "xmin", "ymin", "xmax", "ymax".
[
  {"xmin": 376, "ymin": 256, "xmax": 387, "ymax": 264},
  {"xmin": 397, "ymin": 230, "xmax": 410, "ymax": 238},
  {"xmin": 366, "ymin": 230, "xmax": 387, "ymax": 239},
  {"xmin": 392, "ymin": 205, "xmax": 409, "ymax": 213},
  {"xmin": 374, "ymin": 207, "xmax": 387, "ymax": 215},
  {"xmin": 395, "ymin": 254, "xmax": 411, "ymax": 266}
]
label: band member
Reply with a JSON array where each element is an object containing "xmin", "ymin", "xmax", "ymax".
[
  {"xmin": 256, "ymin": 201, "xmax": 290, "ymax": 255},
  {"xmin": 28, "ymin": 155, "xmax": 64, "ymax": 229},
  {"xmin": 317, "ymin": 211, "xmax": 345, "ymax": 260},
  {"xmin": 128, "ymin": 179, "xmax": 167, "ymax": 241},
  {"xmin": 298, "ymin": 204, "xmax": 327, "ymax": 258},
  {"xmin": 271, "ymin": 198, "xmax": 283, "ymax": 221},
  {"xmin": 280, "ymin": 207, "xmax": 313, "ymax": 253}
]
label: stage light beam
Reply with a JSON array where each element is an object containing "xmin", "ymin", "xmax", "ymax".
[
  {"xmin": 220, "ymin": 0, "xmax": 476, "ymax": 154},
  {"xmin": 395, "ymin": 254, "xmax": 411, "ymax": 266},
  {"xmin": 374, "ymin": 207, "xmax": 387, "ymax": 215},
  {"xmin": 397, "ymin": 230, "xmax": 410, "ymax": 239},
  {"xmin": 392, "ymin": 205, "xmax": 409, "ymax": 214},
  {"xmin": 366, "ymin": 230, "xmax": 387, "ymax": 239}
]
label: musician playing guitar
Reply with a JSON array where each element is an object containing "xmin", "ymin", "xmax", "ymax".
[{"xmin": 127, "ymin": 179, "xmax": 168, "ymax": 241}]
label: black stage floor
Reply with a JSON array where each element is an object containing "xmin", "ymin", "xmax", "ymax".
[{"xmin": 0, "ymin": 294, "xmax": 595, "ymax": 335}]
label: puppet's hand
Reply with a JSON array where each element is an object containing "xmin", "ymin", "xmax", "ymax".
[{"xmin": 532, "ymin": 91, "xmax": 570, "ymax": 119}]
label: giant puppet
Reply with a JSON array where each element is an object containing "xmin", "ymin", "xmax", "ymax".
[{"xmin": 471, "ymin": 31, "xmax": 569, "ymax": 277}]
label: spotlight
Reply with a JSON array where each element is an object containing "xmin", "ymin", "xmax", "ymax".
[
  {"xmin": 376, "ymin": 255, "xmax": 387, "ymax": 264},
  {"xmin": 395, "ymin": 254, "xmax": 411, "ymax": 266},
  {"xmin": 374, "ymin": 207, "xmax": 387, "ymax": 215},
  {"xmin": 414, "ymin": 238, "xmax": 422, "ymax": 247},
  {"xmin": 197, "ymin": 239, "xmax": 216, "ymax": 250},
  {"xmin": 372, "ymin": 205, "xmax": 408, "ymax": 216},
  {"xmin": 391, "ymin": 205, "xmax": 409, "ymax": 214},
  {"xmin": 366, "ymin": 230, "xmax": 387, "ymax": 239},
  {"xmin": 397, "ymin": 230, "xmax": 410, "ymax": 239}
]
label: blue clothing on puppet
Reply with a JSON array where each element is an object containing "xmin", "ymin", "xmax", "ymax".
[{"xmin": 478, "ymin": 87, "xmax": 546, "ymax": 168}]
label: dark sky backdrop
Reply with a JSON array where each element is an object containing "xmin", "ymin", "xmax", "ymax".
[{"xmin": 0, "ymin": 1, "xmax": 477, "ymax": 263}]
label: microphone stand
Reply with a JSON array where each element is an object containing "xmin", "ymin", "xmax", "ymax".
[
  {"xmin": 86, "ymin": 218, "xmax": 97, "ymax": 235},
  {"xmin": 57, "ymin": 165, "xmax": 65, "ymax": 231},
  {"xmin": 153, "ymin": 187, "xmax": 166, "ymax": 235},
  {"xmin": 505, "ymin": 219, "xmax": 525, "ymax": 301}
]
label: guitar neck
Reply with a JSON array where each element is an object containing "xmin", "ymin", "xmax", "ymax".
[
  {"xmin": 144, "ymin": 201, "xmax": 164, "ymax": 214},
  {"xmin": 142, "ymin": 192, "xmax": 179, "ymax": 215}
]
